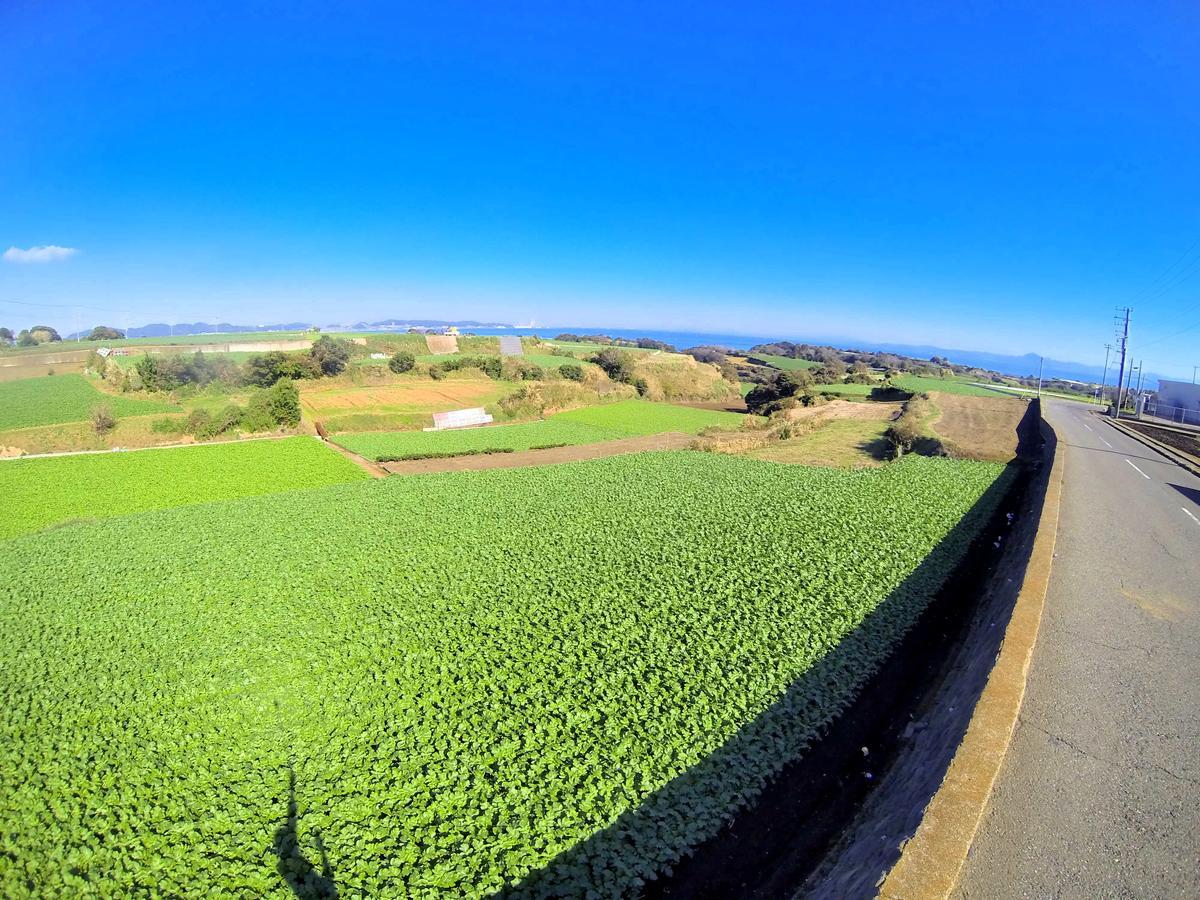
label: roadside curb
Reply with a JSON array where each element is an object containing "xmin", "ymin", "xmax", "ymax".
[
  {"xmin": 1103, "ymin": 417, "xmax": 1200, "ymax": 478},
  {"xmin": 878, "ymin": 415, "xmax": 1064, "ymax": 899}
]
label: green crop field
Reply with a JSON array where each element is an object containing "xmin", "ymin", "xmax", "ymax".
[
  {"xmin": 544, "ymin": 340, "xmax": 657, "ymax": 355},
  {"xmin": 0, "ymin": 452, "xmax": 1008, "ymax": 896},
  {"xmin": 748, "ymin": 354, "xmax": 821, "ymax": 371},
  {"xmin": 516, "ymin": 353, "xmax": 590, "ymax": 370},
  {"xmin": 2, "ymin": 331, "xmax": 314, "ymax": 354},
  {"xmin": 0, "ymin": 375, "xmax": 179, "ymax": 430},
  {"xmin": 0, "ymin": 437, "xmax": 367, "ymax": 540},
  {"xmin": 335, "ymin": 400, "xmax": 747, "ymax": 461},
  {"xmin": 335, "ymin": 420, "xmax": 620, "ymax": 461},
  {"xmin": 812, "ymin": 381, "xmax": 874, "ymax": 397},
  {"xmin": 554, "ymin": 398, "xmax": 746, "ymax": 434},
  {"xmin": 891, "ymin": 375, "xmax": 1006, "ymax": 397}
]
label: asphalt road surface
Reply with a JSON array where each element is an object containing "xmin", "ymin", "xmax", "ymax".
[{"xmin": 956, "ymin": 399, "xmax": 1200, "ymax": 898}]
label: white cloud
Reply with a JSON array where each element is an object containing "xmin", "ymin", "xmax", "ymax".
[{"xmin": 3, "ymin": 245, "xmax": 79, "ymax": 263}]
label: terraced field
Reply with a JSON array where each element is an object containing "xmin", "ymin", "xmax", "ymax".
[
  {"xmin": 335, "ymin": 420, "xmax": 620, "ymax": 461},
  {"xmin": 0, "ymin": 451, "xmax": 1009, "ymax": 896},
  {"xmin": 748, "ymin": 354, "xmax": 822, "ymax": 371},
  {"xmin": 335, "ymin": 400, "xmax": 748, "ymax": 461},
  {"xmin": 891, "ymin": 375, "xmax": 1005, "ymax": 397},
  {"xmin": 0, "ymin": 374, "xmax": 178, "ymax": 430},
  {"xmin": 0, "ymin": 437, "xmax": 367, "ymax": 539}
]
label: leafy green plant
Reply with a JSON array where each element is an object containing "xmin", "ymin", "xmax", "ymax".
[
  {"xmin": 0, "ymin": 437, "xmax": 367, "ymax": 539},
  {"xmin": 0, "ymin": 452, "xmax": 1008, "ymax": 896},
  {"xmin": 0, "ymin": 374, "xmax": 177, "ymax": 431}
]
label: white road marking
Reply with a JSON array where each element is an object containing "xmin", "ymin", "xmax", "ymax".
[
  {"xmin": 1083, "ymin": 423, "xmax": 1092, "ymax": 431},
  {"xmin": 1183, "ymin": 507, "xmax": 1200, "ymax": 527},
  {"xmin": 1100, "ymin": 437, "xmax": 1113, "ymax": 448},
  {"xmin": 1125, "ymin": 459, "xmax": 1151, "ymax": 480}
]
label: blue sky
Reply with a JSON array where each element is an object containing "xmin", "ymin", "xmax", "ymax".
[{"xmin": 1, "ymin": 1, "xmax": 1198, "ymax": 377}]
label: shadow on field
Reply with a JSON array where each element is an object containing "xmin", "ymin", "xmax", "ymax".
[
  {"xmin": 494, "ymin": 404, "xmax": 1047, "ymax": 899},
  {"xmin": 274, "ymin": 767, "xmax": 339, "ymax": 899},
  {"xmin": 857, "ymin": 434, "xmax": 892, "ymax": 461}
]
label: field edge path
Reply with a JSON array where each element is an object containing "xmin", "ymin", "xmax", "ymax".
[{"xmin": 380, "ymin": 432, "xmax": 693, "ymax": 474}]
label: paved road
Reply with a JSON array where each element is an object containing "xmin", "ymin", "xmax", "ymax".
[{"xmin": 957, "ymin": 400, "xmax": 1200, "ymax": 898}]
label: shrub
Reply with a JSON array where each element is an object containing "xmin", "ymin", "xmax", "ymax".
[
  {"xmin": 388, "ymin": 351, "xmax": 416, "ymax": 374},
  {"xmin": 91, "ymin": 405, "xmax": 117, "ymax": 436},
  {"xmin": 151, "ymin": 417, "xmax": 186, "ymax": 434},
  {"xmin": 212, "ymin": 404, "xmax": 244, "ymax": 435},
  {"xmin": 560, "ymin": 363, "xmax": 584, "ymax": 382},
  {"xmin": 869, "ymin": 383, "xmax": 914, "ymax": 402},
  {"xmin": 185, "ymin": 409, "xmax": 213, "ymax": 436}
]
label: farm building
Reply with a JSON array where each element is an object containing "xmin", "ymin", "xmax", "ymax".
[{"xmin": 1153, "ymin": 379, "xmax": 1200, "ymax": 426}]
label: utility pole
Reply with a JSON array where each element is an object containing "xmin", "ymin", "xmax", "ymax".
[
  {"xmin": 1113, "ymin": 308, "xmax": 1131, "ymax": 419},
  {"xmin": 1194, "ymin": 365, "xmax": 1198, "ymax": 385},
  {"xmin": 1099, "ymin": 343, "xmax": 1113, "ymax": 406},
  {"xmin": 1037, "ymin": 356, "xmax": 1044, "ymax": 400},
  {"xmin": 1135, "ymin": 360, "xmax": 1144, "ymax": 396}
]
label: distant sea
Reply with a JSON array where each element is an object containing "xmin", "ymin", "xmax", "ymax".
[{"xmin": 459, "ymin": 326, "xmax": 779, "ymax": 352}]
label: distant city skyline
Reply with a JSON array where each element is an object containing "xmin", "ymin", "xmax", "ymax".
[{"xmin": 2, "ymin": 1, "xmax": 1198, "ymax": 379}]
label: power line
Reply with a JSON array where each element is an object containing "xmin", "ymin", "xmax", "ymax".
[
  {"xmin": 1129, "ymin": 235, "xmax": 1200, "ymax": 305},
  {"xmin": 0, "ymin": 297, "xmax": 132, "ymax": 314}
]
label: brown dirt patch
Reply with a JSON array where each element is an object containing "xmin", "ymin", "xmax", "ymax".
[
  {"xmin": 1123, "ymin": 421, "xmax": 1200, "ymax": 462},
  {"xmin": 424, "ymin": 334, "xmax": 459, "ymax": 355},
  {"xmin": 930, "ymin": 392, "xmax": 1029, "ymax": 461},
  {"xmin": 782, "ymin": 399, "xmax": 900, "ymax": 423},
  {"xmin": 381, "ymin": 432, "xmax": 692, "ymax": 475},
  {"xmin": 301, "ymin": 381, "xmax": 499, "ymax": 413}
]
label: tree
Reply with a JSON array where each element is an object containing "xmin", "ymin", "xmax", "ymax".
[
  {"xmin": 86, "ymin": 326, "xmax": 125, "ymax": 341},
  {"xmin": 590, "ymin": 348, "xmax": 636, "ymax": 385},
  {"xmin": 744, "ymin": 369, "xmax": 812, "ymax": 414},
  {"xmin": 266, "ymin": 379, "xmax": 301, "ymax": 427},
  {"xmin": 135, "ymin": 355, "xmax": 165, "ymax": 392},
  {"xmin": 0, "ymin": 327, "xmax": 13, "ymax": 344},
  {"xmin": 29, "ymin": 325, "xmax": 62, "ymax": 343},
  {"xmin": 245, "ymin": 351, "xmax": 319, "ymax": 386},
  {"xmin": 388, "ymin": 351, "xmax": 416, "ymax": 374},
  {"xmin": 309, "ymin": 335, "xmax": 351, "ymax": 376}
]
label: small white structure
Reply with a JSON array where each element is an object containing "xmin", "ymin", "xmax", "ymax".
[
  {"xmin": 428, "ymin": 408, "xmax": 494, "ymax": 430},
  {"xmin": 370, "ymin": 353, "xmax": 389, "ymax": 359}
]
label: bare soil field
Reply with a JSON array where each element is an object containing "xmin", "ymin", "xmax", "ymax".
[
  {"xmin": 300, "ymin": 379, "xmax": 505, "ymax": 414},
  {"xmin": 929, "ymin": 392, "xmax": 1029, "ymax": 461},
  {"xmin": 381, "ymin": 432, "xmax": 692, "ymax": 474},
  {"xmin": 1123, "ymin": 420, "xmax": 1200, "ymax": 462},
  {"xmin": 423, "ymin": 334, "xmax": 459, "ymax": 354}
]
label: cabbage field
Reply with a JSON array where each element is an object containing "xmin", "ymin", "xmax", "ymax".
[
  {"xmin": 334, "ymin": 419, "xmax": 621, "ymax": 461},
  {"xmin": 336, "ymin": 400, "xmax": 748, "ymax": 461},
  {"xmin": 0, "ymin": 374, "xmax": 178, "ymax": 431},
  {"xmin": 0, "ymin": 451, "xmax": 1009, "ymax": 896},
  {"xmin": 0, "ymin": 437, "xmax": 368, "ymax": 539},
  {"xmin": 552, "ymin": 398, "xmax": 746, "ymax": 433}
]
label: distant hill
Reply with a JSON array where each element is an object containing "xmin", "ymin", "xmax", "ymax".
[{"xmin": 828, "ymin": 340, "xmax": 1166, "ymax": 390}]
